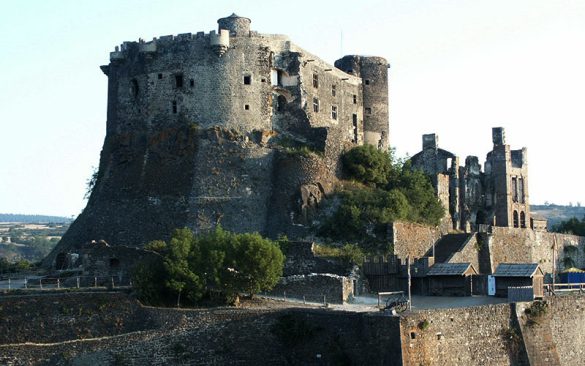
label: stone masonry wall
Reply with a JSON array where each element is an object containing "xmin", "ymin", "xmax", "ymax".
[
  {"xmin": 400, "ymin": 303, "xmax": 528, "ymax": 366},
  {"xmin": 267, "ymin": 273, "xmax": 353, "ymax": 304},
  {"xmin": 392, "ymin": 221, "xmax": 442, "ymax": 260}
]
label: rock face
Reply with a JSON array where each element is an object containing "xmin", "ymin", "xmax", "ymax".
[{"xmin": 45, "ymin": 15, "xmax": 389, "ymax": 266}]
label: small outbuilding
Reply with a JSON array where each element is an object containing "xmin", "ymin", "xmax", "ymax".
[
  {"xmin": 493, "ymin": 263, "xmax": 544, "ymax": 298},
  {"xmin": 426, "ymin": 263, "xmax": 478, "ymax": 296}
]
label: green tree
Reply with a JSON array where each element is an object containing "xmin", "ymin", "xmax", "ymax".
[
  {"xmin": 552, "ymin": 216, "xmax": 585, "ymax": 236},
  {"xmin": 342, "ymin": 144, "xmax": 392, "ymax": 186}
]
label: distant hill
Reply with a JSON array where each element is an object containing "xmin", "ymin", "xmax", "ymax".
[
  {"xmin": 530, "ymin": 204, "xmax": 585, "ymax": 229},
  {"xmin": 0, "ymin": 213, "xmax": 72, "ymax": 224}
]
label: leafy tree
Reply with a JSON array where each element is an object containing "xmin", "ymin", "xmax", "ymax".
[{"xmin": 133, "ymin": 227, "xmax": 284, "ymax": 306}]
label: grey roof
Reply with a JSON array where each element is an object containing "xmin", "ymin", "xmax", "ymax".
[
  {"xmin": 493, "ymin": 263, "xmax": 543, "ymax": 277},
  {"xmin": 427, "ymin": 263, "xmax": 476, "ymax": 276}
]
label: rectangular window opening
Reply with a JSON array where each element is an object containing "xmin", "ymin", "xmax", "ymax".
[
  {"xmin": 244, "ymin": 104, "xmax": 250, "ymax": 110},
  {"xmin": 175, "ymin": 74, "xmax": 184, "ymax": 88},
  {"xmin": 365, "ymin": 79, "xmax": 370, "ymax": 85},
  {"xmin": 331, "ymin": 85, "xmax": 336, "ymax": 96},
  {"xmin": 244, "ymin": 75, "xmax": 252, "ymax": 85},
  {"xmin": 331, "ymin": 105, "xmax": 338, "ymax": 120},
  {"xmin": 190, "ymin": 79, "xmax": 195, "ymax": 87},
  {"xmin": 172, "ymin": 101, "xmax": 177, "ymax": 114},
  {"xmin": 352, "ymin": 114, "xmax": 358, "ymax": 143},
  {"xmin": 365, "ymin": 107, "xmax": 372, "ymax": 115},
  {"xmin": 353, "ymin": 95, "xmax": 357, "ymax": 104},
  {"xmin": 158, "ymin": 73, "xmax": 163, "ymax": 80},
  {"xmin": 313, "ymin": 97, "xmax": 319, "ymax": 113},
  {"xmin": 313, "ymin": 73, "xmax": 319, "ymax": 88}
]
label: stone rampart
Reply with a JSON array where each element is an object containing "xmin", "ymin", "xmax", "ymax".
[{"xmin": 392, "ymin": 221, "xmax": 442, "ymax": 260}]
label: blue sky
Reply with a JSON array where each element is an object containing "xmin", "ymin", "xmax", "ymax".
[{"xmin": 1, "ymin": 0, "xmax": 584, "ymax": 217}]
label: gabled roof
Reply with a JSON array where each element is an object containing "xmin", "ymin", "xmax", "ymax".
[
  {"xmin": 493, "ymin": 263, "xmax": 543, "ymax": 278},
  {"xmin": 427, "ymin": 263, "xmax": 477, "ymax": 276}
]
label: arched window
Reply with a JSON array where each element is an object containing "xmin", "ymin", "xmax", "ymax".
[
  {"xmin": 520, "ymin": 211, "xmax": 526, "ymax": 228},
  {"xmin": 513, "ymin": 210, "xmax": 519, "ymax": 228}
]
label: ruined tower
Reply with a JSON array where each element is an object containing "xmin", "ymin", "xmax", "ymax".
[
  {"xmin": 46, "ymin": 15, "xmax": 390, "ymax": 267},
  {"xmin": 334, "ymin": 56, "xmax": 390, "ymax": 150}
]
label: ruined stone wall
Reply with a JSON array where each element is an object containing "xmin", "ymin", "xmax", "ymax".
[
  {"xmin": 266, "ymin": 273, "xmax": 353, "ymax": 304},
  {"xmin": 488, "ymin": 228, "xmax": 585, "ymax": 274},
  {"xmin": 446, "ymin": 234, "xmax": 481, "ymax": 269},
  {"xmin": 392, "ymin": 221, "xmax": 442, "ymax": 260},
  {"xmin": 400, "ymin": 303, "xmax": 528, "ymax": 366}
]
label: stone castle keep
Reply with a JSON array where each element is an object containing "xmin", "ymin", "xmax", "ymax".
[{"xmin": 46, "ymin": 14, "xmax": 390, "ymax": 264}]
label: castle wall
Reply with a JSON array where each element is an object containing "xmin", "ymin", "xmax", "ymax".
[{"xmin": 392, "ymin": 221, "xmax": 442, "ymax": 260}]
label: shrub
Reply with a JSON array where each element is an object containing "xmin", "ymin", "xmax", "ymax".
[{"xmin": 342, "ymin": 144, "xmax": 392, "ymax": 186}]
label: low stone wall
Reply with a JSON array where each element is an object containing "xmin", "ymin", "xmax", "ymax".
[
  {"xmin": 0, "ymin": 291, "xmax": 154, "ymax": 344},
  {"xmin": 392, "ymin": 221, "xmax": 442, "ymax": 260},
  {"xmin": 266, "ymin": 273, "xmax": 353, "ymax": 304}
]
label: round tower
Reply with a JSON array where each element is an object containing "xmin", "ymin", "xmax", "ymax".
[
  {"xmin": 335, "ymin": 55, "xmax": 389, "ymax": 150},
  {"xmin": 217, "ymin": 13, "xmax": 251, "ymax": 37}
]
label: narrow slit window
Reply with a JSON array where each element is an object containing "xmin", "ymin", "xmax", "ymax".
[
  {"xmin": 353, "ymin": 95, "xmax": 357, "ymax": 104},
  {"xmin": 175, "ymin": 74, "xmax": 183, "ymax": 88},
  {"xmin": 244, "ymin": 75, "xmax": 252, "ymax": 85},
  {"xmin": 365, "ymin": 79, "xmax": 370, "ymax": 85},
  {"xmin": 244, "ymin": 104, "xmax": 250, "ymax": 110},
  {"xmin": 331, "ymin": 106, "xmax": 338, "ymax": 120},
  {"xmin": 130, "ymin": 79, "xmax": 139, "ymax": 97},
  {"xmin": 313, "ymin": 97, "xmax": 320, "ymax": 113},
  {"xmin": 172, "ymin": 101, "xmax": 177, "ymax": 114},
  {"xmin": 189, "ymin": 79, "xmax": 195, "ymax": 87},
  {"xmin": 331, "ymin": 85, "xmax": 336, "ymax": 96},
  {"xmin": 313, "ymin": 73, "xmax": 319, "ymax": 88},
  {"xmin": 158, "ymin": 73, "xmax": 163, "ymax": 79},
  {"xmin": 352, "ymin": 114, "xmax": 358, "ymax": 143}
]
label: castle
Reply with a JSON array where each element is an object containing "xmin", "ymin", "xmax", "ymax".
[
  {"xmin": 410, "ymin": 127, "xmax": 546, "ymax": 232},
  {"xmin": 46, "ymin": 14, "xmax": 389, "ymax": 266}
]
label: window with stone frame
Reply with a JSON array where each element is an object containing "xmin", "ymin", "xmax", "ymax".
[
  {"xmin": 512, "ymin": 177, "xmax": 518, "ymax": 202},
  {"xmin": 353, "ymin": 94, "xmax": 357, "ymax": 104},
  {"xmin": 175, "ymin": 74, "xmax": 184, "ymax": 88},
  {"xmin": 513, "ymin": 210, "xmax": 519, "ymax": 228},
  {"xmin": 313, "ymin": 73, "xmax": 319, "ymax": 88},
  {"xmin": 331, "ymin": 105, "xmax": 338, "ymax": 120},
  {"xmin": 313, "ymin": 97, "xmax": 320, "ymax": 113},
  {"xmin": 331, "ymin": 84, "xmax": 336, "ymax": 96},
  {"xmin": 243, "ymin": 75, "xmax": 252, "ymax": 85}
]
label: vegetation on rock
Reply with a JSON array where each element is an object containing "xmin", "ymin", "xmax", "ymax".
[
  {"xmin": 551, "ymin": 216, "xmax": 585, "ymax": 236},
  {"xmin": 319, "ymin": 145, "xmax": 444, "ymax": 253},
  {"xmin": 134, "ymin": 227, "xmax": 284, "ymax": 306}
]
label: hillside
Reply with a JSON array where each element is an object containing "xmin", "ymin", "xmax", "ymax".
[
  {"xmin": 530, "ymin": 204, "xmax": 585, "ymax": 229},
  {"xmin": 0, "ymin": 213, "xmax": 72, "ymax": 224}
]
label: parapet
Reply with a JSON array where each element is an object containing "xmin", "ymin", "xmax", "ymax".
[{"xmin": 210, "ymin": 29, "xmax": 230, "ymax": 56}]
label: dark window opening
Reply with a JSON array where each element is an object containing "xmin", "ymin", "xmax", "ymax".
[
  {"xmin": 244, "ymin": 104, "xmax": 250, "ymax": 110},
  {"xmin": 347, "ymin": 69, "xmax": 353, "ymax": 73},
  {"xmin": 352, "ymin": 114, "xmax": 358, "ymax": 143},
  {"xmin": 331, "ymin": 105, "xmax": 337, "ymax": 120},
  {"xmin": 313, "ymin": 73, "xmax": 319, "ymax": 88},
  {"xmin": 513, "ymin": 210, "xmax": 519, "ymax": 228},
  {"xmin": 520, "ymin": 211, "xmax": 526, "ymax": 228},
  {"xmin": 365, "ymin": 79, "xmax": 370, "ymax": 85},
  {"xmin": 365, "ymin": 107, "xmax": 372, "ymax": 115},
  {"xmin": 175, "ymin": 74, "xmax": 184, "ymax": 88},
  {"xmin": 353, "ymin": 95, "xmax": 357, "ymax": 104},
  {"xmin": 261, "ymin": 78, "xmax": 266, "ymax": 82},
  {"xmin": 512, "ymin": 177, "xmax": 518, "ymax": 202},
  {"xmin": 158, "ymin": 73, "xmax": 163, "ymax": 79},
  {"xmin": 190, "ymin": 79, "xmax": 195, "ymax": 87},
  {"xmin": 519, "ymin": 177, "xmax": 525, "ymax": 204},
  {"xmin": 410, "ymin": 332, "xmax": 416, "ymax": 339},
  {"xmin": 277, "ymin": 95, "xmax": 287, "ymax": 112},
  {"xmin": 172, "ymin": 101, "xmax": 177, "ymax": 114},
  {"xmin": 110, "ymin": 258, "xmax": 120, "ymax": 269},
  {"xmin": 130, "ymin": 79, "xmax": 139, "ymax": 97},
  {"xmin": 55, "ymin": 252, "xmax": 68, "ymax": 270},
  {"xmin": 244, "ymin": 75, "xmax": 252, "ymax": 85},
  {"xmin": 331, "ymin": 85, "xmax": 336, "ymax": 96},
  {"xmin": 313, "ymin": 97, "xmax": 319, "ymax": 113}
]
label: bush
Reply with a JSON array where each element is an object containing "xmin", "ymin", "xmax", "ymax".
[{"xmin": 342, "ymin": 144, "xmax": 392, "ymax": 186}]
